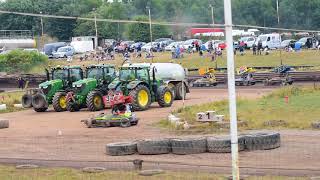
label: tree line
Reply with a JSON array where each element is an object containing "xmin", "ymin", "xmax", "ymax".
[{"xmin": 0, "ymin": 0, "xmax": 319, "ymax": 42}]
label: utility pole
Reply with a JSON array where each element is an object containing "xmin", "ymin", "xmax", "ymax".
[
  {"xmin": 93, "ymin": 8, "xmax": 98, "ymax": 49},
  {"xmin": 276, "ymin": 0, "xmax": 280, "ymax": 25},
  {"xmin": 224, "ymin": 0, "xmax": 240, "ymax": 179},
  {"xmin": 146, "ymin": 6, "xmax": 153, "ymax": 63},
  {"xmin": 40, "ymin": 11, "xmax": 44, "ymax": 48},
  {"xmin": 209, "ymin": 4, "xmax": 215, "ymax": 27}
]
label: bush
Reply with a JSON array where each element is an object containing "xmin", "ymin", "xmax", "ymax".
[{"xmin": 0, "ymin": 50, "xmax": 48, "ymax": 73}]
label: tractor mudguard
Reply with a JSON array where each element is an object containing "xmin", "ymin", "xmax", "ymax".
[
  {"xmin": 108, "ymin": 80, "xmax": 121, "ymax": 90},
  {"xmin": 127, "ymin": 81, "xmax": 144, "ymax": 90}
]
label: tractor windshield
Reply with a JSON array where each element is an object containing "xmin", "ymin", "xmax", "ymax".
[
  {"xmin": 52, "ymin": 69, "xmax": 68, "ymax": 80},
  {"xmin": 119, "ymin": 69, "xmax": 136, "ymax": 81},
  {"xmin": 119, "ymin": 68, "xmax": 149, "ymax": 82},
  {"xmin": 87, "ymin": 68, "xmax": 104, "ymax": 79},
  {"xmin": 69, "ymin": 68, "xmax": 82, "ymax": 82}
]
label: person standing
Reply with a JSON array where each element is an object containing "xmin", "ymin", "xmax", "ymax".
[
  {"xmin": 252, "ymin": 43, "xmax": 257, "ymax": 55},
  {"xmin": 257, "ymin": 40, "xmax": 263, "ymax": 55},
  {"xmin": 18, "ymin": 77, "xmax": 24, "ymax": 89}
]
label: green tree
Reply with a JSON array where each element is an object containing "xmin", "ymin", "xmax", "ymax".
[{"xmin": 126, "ymin": 16, "xmax": 170, "ymax": 42}]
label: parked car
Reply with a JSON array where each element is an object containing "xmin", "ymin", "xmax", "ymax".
[
  {"xmin": 115, "ymin": 41, "xmax": 135, "ymax": 52},
  {"xmin": 129, "ymin": 42, "xmax": 146, "ymax": 52},
  {"xmin": 141, "ymin": 42, "xmax": 158, "ymax": 52},
  {"xmin": 256, "ymin": 33, "xmax": 281, "ymax": 49},
  {"xmin": 154, "ymin": 38, "xmax": 173, "ymax": 47},
  {"xmin": 239, "ymin": 36, "xmax": 256, "ymax": 49},
  {"xmin": 295, "ymin": 37, "xmax": 318, "ymax": 48},
  {"xmin": 23, "ymin": 48, "xmax": 39, "ymax": 52},
  {"xmin": 280, "ymin": 39, "xmax": 296, "ymax": 49},
  {"xmin": 52, "ymin": 46, "xmax": 75, "ymax": 58},
  {"xmin": 43, "ymin": 42, "xmax": 67, "ymax": 58},
  {"xmin": 204, "ymin": 40, "xmax": 226, "ymax": 50},
  {"xmin": 165, "ymin": 41, "xmax": 184, "ymax": 51},
  {"xmin": 182, "ymin": 39, "xmax": 202, "ymax": 50}
]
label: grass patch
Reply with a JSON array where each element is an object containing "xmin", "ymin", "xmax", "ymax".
[
  {"xmin": 0, "ymin": 91, "xmax": 24, "ymax": 114},
  {"xmin": 160, "ymin": 87, "xmax": 320, "ymax": 132},
  {"xmin": 35, "ymin": 50, "xmax": 320, "ymax": 74},
  {"xmin": 0, "ymin": 165, "xmax": 308, "ymax": 180}
]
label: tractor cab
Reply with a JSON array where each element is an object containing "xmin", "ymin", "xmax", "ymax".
[{"xmin": 86, "ymin": 64, "xmax": 116, "ymax": 85}]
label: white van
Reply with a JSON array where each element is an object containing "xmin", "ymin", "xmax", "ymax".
[{"xmin": 257, "ymin": 33, "xmax": 281, "ymax": 49}]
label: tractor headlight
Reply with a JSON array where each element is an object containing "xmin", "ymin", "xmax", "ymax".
[
  {"xmin": 76, "ymin": 84, "xmax": 83, "ymax": 88},
  {"xmin": 72, "ymin": 84, "xmax": 76, "ymax": 88},
  {"xmin": 42, "ymin": 86, "xmax": 48, "ymax": 89}
]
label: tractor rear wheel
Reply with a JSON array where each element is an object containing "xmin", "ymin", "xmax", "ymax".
[
  {"xmin": 52, "ymin": 92, "xmax": 67, "ymax": 112},
  {"xmin": 22, "ymin": 94, "xmax": 33, "ymax": 108},
  {"xmin": 66, "ymin": 96, "xmax": 80, "ymax": 112},
  {"xmin": 157, "ymin": 86, "xmax": 173, "ymax": 107},
  {"xmin": 129, "ymin": 85, "xmax": 151, "ymax": 111},
  {"xmin": 175, "ymin": 82, "xmax": 186, "ymax": 100},
  {"xmin": 32, "ymin": 93, "xmax": 48, "ymax": 112},
  {"xmin": 86, "ymin": 91, "xmax": 104, "ymax": 111}
]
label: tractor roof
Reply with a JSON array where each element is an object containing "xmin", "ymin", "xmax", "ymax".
[
  {"xmin": 121, "ymin": 63, "xmax": 150, "ymax": 69},
  {"xmin": 86, "ymin": 64, "xmax": 115, "ymax": 69},
  {"xmin": 51, "ymin": 65, "xmax": 82, "ymax": 70}
]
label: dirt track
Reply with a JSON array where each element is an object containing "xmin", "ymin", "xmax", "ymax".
[{"xmin": 0, "ymin": 88, "xmax": 320, "ymax": 176}]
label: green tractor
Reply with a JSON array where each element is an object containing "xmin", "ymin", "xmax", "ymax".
[
  {"xmin": 108, "ymin": 64, "xmax": 174, "ymax": 111},
  {"xmin": 66, "ymin": 64, "xmax": 116, "ymax": 112},
  {"xmin": 21, "ymin": 66, "xmax": 84, "ymax": 112}
]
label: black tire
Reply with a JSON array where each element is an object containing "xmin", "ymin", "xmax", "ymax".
[
  {"xmin": 137, "ymin": 139, "xmax": 171, "ymax": 155},
  {"xmin": 175, "ymin": 82, "xmax": 186, "ymax": 100},
  {"xmin": 171, "ymin": 137, "xmax": 207, "ymax": 155},
  {"xmin": 168, "ymin": 83, "xmax": 176, "ymax": 99},
  {"xmin": 157, "ymin": 86, "xmax": 173, "ymax": 108},
  {"xmin": 86, "ymin": 91, "xmax": 104, "ymax": 111},
  {"xmin": 21, "ymin": 94, "xmax": 33, "ymax": 108},
  {"xmin": 52, "ymin": 92, "xmax": 67, "ymax": 112},
  {"xmin": 106, "ymin": 142, "xmax": 137, "ymax": 156},
  {"xmin": 0, "ymin": 119, "xmax": 9, "ymax": 129},
  {"xmin": 66, "ymin": 96, "xmax": 80, "ymax": 112},
  {"xmin": 120, "ymin": 118, "xmax": 131, "ymax": 128},
  {"xmin": 34, "ymin": 107, "xmax": 48, "ymax": 112},
  {"xmin": 129, "ymin": 85, "xmax": 151, "ymax": 111},
  {"xmin": 32, "ymin": 93, "xmax": 47, "ymax": 111},
  {"xmin": 207, "ymin": 136, "xmax": 245, "ymax": 153},
  {"xmin": 243, "ymin": 132, "xmax": 281, "ymax": 151}
]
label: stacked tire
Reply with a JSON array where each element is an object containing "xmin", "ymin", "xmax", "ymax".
[{"xmin": 105, "ymin": 132, "xmax": 281, "ymax": 156}]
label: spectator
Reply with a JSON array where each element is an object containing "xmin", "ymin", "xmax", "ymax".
[
  {"xmin": 239, "ymin": 41, "xmax": 245, "ymax": 55},
  {"xmin": 257, "ymin": 40, "xmax": 263, "ymax": 55},
  {"xmin": 252, "ymin": 43, "xmax": 257, "ymax": 55},
  {"xmin": 18, "ymin": 77, "xmax": 24, "ymax": 89},
  {"xmin": 171, "ymin": 46, "xmax": 176, "ymax": 59},
  {"xmin": 208, "ymin": 41, "xmax": 213, "ymax": 53},
  {"xmin": 175, "ymin": 45, "xmax": 181, "ymax": 58}
]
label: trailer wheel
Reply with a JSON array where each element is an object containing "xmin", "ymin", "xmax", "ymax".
[
  {"xmin": 120, "ymin": 118, "xmax": 131, "ymax": 128},
  {"xmin": 32, "ymin": 93, "xmax": 48, "ymax": 112},
  {"xmin": 175, "ymin": 82, "xmax": 186, "ymax": 100}
]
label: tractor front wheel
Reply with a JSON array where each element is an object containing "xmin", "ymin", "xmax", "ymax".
[
  {"xmin": 157, "ymin": 86, "xmax": 173, "ymax": 107},
  {"xmin": 129, "ymin": 85, "xmax": 151, "ymax": 111},
  {"xmin": 86, "ymin": 91, "xmax": 104, "ymax": 111},
  {"xmin": 66, "ymin": 96, "xmax": 80, "ymax": 112},
  {"xmin": 53, "ymin": 92, "xmax": 67, "ymax": 112}
]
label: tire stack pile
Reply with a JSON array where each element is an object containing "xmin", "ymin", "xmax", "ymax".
[{"xmin": 105, "ymin": 132, "xmax": 281, "ymax": 156}]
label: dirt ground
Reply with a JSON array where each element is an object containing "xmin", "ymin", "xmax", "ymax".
[{"xmin": 0, "ymin": 87, "xmax": 320, "ymax": 176}]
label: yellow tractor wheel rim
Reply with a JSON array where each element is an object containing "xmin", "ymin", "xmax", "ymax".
[
  {"xmin": 164, "ymin": 91, "xmax": 172, "ymax": 104},
  {"xmin": 59, "ymin": 96, "xmax": 67, "ymax": 109},
  {"xmin": 94, "ymin": 96, "xmax": 102, "ymax": 107},
  {"xmin": 138, "ymin": 89, "xmax": 149, "ymax": 107}
]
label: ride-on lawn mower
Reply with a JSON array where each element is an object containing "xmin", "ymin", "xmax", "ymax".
[
  {"xmin": 264, "ymin": 65, "xmax": 293, "ymax": 86},
  {"xmin": 235, "ymin": 66, "xmax": 256, "ymax": 86},
  {"xmin": 191, "ymin": 69, "xmax": 218, "ymax": 87},
  {"xmin": 81, "ymin": 92, "xmax": 139, "ymax": 128}
]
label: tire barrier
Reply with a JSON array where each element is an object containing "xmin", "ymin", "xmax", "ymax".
[
  {"xmin": 15, "ymin": 164, "xmax": 39, "ymax": 169},
  {"xmin": 171, "ymin": 137, "xmax": 207, "ymax": 155},
  {"xmin": 106, "ymin": 132, "xmax": 281, "ymax": 156},
  {"xmin": 207, "ymin": 135, "xmax": 246, "ymax": 153},
  {"xmin": 106, "ymin": 142, "xmax": 137, "ymax": 156},
  {"xmin": 0, "ymin": 119, "xmax": 9, "ymax": 129},
  {"xmin": 243, "ymin": 132, "xmax": 281, "ymax": 151},
  {"xmin": 137, "ymin": 139, "xmax": 171, "ymax": 155}
]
